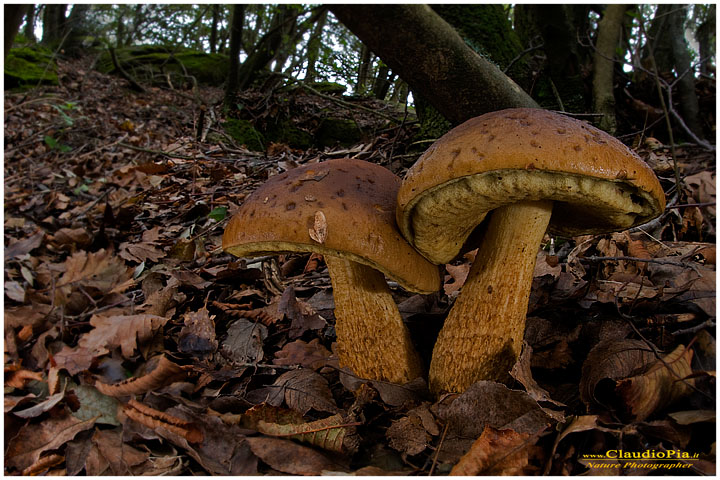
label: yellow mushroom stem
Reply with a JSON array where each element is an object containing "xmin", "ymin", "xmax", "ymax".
[
  {"xmin": 325, "ymin": 255, "xmax": 423, "ymax": 384},
  {"xmin": 429, "ymin": 199, "xmax": 554, "ymax": 394}
]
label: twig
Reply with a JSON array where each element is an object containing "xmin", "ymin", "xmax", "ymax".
[
  {"xmin": 109, "ymin": 47, "xmax": 145, "ymax": 93},
  {"xmin": 580, "ymin": 255, "xmax": 700, "ymax": 273},
  {"xmin": 429, "ymin": 423, "xmax": 449, "ymax": 476},
  {"xmin": 671, "ymin": 319, "xmax": 715, "ymax": 336},
  {"xmin": 503, "ymin": 37, "xmax": 544, "ymax": 73},
  {"xmin": 665, "ymin": 201, "xmax": 715, "ymax": 209}
]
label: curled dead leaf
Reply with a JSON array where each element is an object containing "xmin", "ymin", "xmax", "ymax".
[
  {"xmin": 308, "ymin": 210, "xmax": 327, "ymax": 244},
  {"xmin": 95, "ymin": 355, "xmax": 189, "ymax": 396},
  {"xmin": 450, "ymin": 426, "xmax": 532, "ymax": 476},
  {"xmin": 123, "ymin": 399, "xmax": 204, "ymax": 444}
]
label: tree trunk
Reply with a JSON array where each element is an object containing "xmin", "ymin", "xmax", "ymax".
[
  {"xmin": 592, "ymin": 4, "xmax": 627, "ymax": 133},
  {"xmin": 63, "ymin": 3, "xmax": 91, "ymax": 57},
  {"xmin": 646, "ymin": 5, "xmax": 704, "ymax": 138},
  {"xmin": 372, "ymin": 64, "xmax": 392, "ymax": 100},
  {"xmin": 225, "ymin": 4, "xmax": 245, "ymax": 106},
  {"xmin": 330, "ymin": 5, "xmax": 537, "ymax": 126},
  {"xmin": 236, "ymin": 5, "xmax": 298, "ymax": 90},
  {"xmin": 23, "ymin": 5, "xmax": 36, "ymax": 43},
  {"xmin": 304, "ymin": 8, "xmax": 328, "ymax": 82},
  {"xmin": 41, "ymin": 4, "xmax": 67, "ymax": 46},
  {"xmin": 209, "ymin": 4, "xmax": 220, "ymax": 54},
  {"xmin": 4, "ymin": 4, "xmax": 27, "ymax": 58},
  {"xmin": 514, "ymin": 5, "xmax": 591, "ymax": 111},
  {"xmin": 355, "ymin": 44, "xmax": 372, "ymax": 94},
  {"xmin": 696, "ymin": 5, "xmax": 715, "ymax": 76}
]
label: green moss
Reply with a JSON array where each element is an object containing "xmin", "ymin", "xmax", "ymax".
[
  {"xmin": 96, "ymin": 46, "xmax": 229, "ymax": 86},
  {"xmin": 316, "ymin": 118, "xmax": 363, "ymax": 148},
  {"xmin": 263, "ymin": 119, "xmax": 314, "ymax": 149},
  {"xmin": 4, "ymin": 46, "xmax": 58, "ymax": 89},
  {"xmin": 223, "ymin": 118, "xmax": 265, "ymax": 151},
  {"xmin": 306, "ymin": 81, "xmax": 346, "ymax": 96}
]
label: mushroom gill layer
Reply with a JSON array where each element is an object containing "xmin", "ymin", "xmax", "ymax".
[{"xmin": 407, "ymin": 169, "xmax": 663, "ymax": 265}]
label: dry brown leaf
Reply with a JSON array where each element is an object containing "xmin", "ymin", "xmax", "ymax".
[
  {"xmin": 279, "ymin": 286, "xmax": 327, "ymax": 338},
  {"xmin": 5, "ymin": 412, "xmax": 96, "ymax": 472},
  {"xmin": 56, "ymin": 249, "xmax": 134, "ymax": 297},
  {"xmin": 95, "ymin": 355, "xmax": 189, "ymax": 396},
  {"xmin": 54, "ymin": 313, "xmax": 169, "ymax": 374},
  {"xmin": 444, "ymin": 262, "xmax": 471, "ymax": 296},
  {"xmin": 387, "ymin": 415, "xmax": 431, "ymax": 456},
  {"xmin": 124, "ymin": 399, "xmax": 204, "ymax": 444},
  {"xmin": 86, "ymin": 428, "xmax": 149, "ymax": 475},
  {"xmin": 119, "ymin": 241, "xmax": 166, "ymax": 263},
  {"xmin": 5, "ymin": 229, "xmax": 45, "ymax": 261},
  {"xmin": 510, "ymin": 343, "xmax": 566, "ymax": 412},
  {"xmin": 273, "ymin": 338, "xmax": 331, "ymax": 369},
  {"xmin": 616, "ymin": 344, "xmax": 695, "ymax": 421},
  {"xmin": 450, "ymin": 426, "xmax": 532, "ymax": 475},
  {"xmin": 436, "ymin": 381, "xmax": 554, "ymax": 463},
  {"xmin": 235, "ymin": 404, "xmax": 358, "ymax": 454},
  {"xmin": 246, "ymin": 436, "xmax": 346, "ymax": 475},
  {"xmin": 49, "ymin": 227, "xmax": 92, "ymax": 250},
  {"xmin": 309, "ymin": 210, "xmax": 327, "ymax": 244},
  {"xmin": 220, "ymin": 318, "xmax": 267, "ymax": 364},
  {"xmin": 178, "ymin": 307, "xmax": 217, "ymax": 355},
  {"xmin": 668, "ymin": 409, "xmax": 716, "ymax": 425},
  {"xmin": 580, "ymin": 339, "xmax": 656, "ymax": 409},
  {"xmin": 273, "ymin": 369, "xmax": 338, "ymax": 414}
]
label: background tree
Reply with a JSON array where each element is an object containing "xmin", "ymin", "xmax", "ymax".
[
  {"xmin": 4, "ymin": 4, "xmax": 28, "ymax": 58},
  {"xmin": 23, "ymin": 5, "xmax": 37, "ymax": 43},
  {"xmin": 225, "ymin": 4, "xmax": 244, "ymax": 106},
  {"xmin": 592, "ymin": 4, "xmax": 628, "ymax": 133}
]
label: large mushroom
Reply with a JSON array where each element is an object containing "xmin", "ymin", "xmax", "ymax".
[
  {"xmin": 223, "ymin": 159, "xmax": 440, "ymax": 384},
  {"xmin": 396, "ymin": 108, "xmax": 665, "ymax": 394}
]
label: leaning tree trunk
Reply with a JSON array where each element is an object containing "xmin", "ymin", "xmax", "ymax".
[
  {"xmin": 355, "ymin": 44, "xmax": 372, "ymax": 94},
  {"xmin": 330, "ymin": 5, "xmax": 538, "ymax": 125},
  {"xmin": 592, "ymin": 4, "xmax": 628, "ymax": 133},
  {"xmin": 4, "ymin": 4, "xmax": 27, "ymax": 58}
]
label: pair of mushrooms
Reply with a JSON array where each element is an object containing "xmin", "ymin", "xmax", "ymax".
[{"xmin": 223, "ymin": 108, "xmax": 665, "ymax": 394}]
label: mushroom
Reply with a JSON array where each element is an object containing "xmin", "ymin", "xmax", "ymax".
[
  {"xmin": 396, "ymin": 108, "xmax": 665, "ymax": 394},
  {"xmin": 223, "ymin": 159, "xmax": 440, "ymax": 384}
]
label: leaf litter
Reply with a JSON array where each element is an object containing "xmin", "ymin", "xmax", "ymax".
[{"xmin": 3, "ymin": 55, "xmax": 715, "ymax": 475}]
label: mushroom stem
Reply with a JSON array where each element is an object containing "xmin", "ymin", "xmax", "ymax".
[
  {"xmin": 325, "ymin": 255, "xmax": 424, "ymax": 384},
  {"xmin": 429, "ymin": 200, "xmax": 553, "ymax": 394}
]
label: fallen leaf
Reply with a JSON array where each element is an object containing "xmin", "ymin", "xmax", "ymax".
[
  {"xmin": 5, "ymin": 413, "xmax": 96, "ymax": 472},
  {"xmin": 450, "ymin": 426, "xmax": 532, "ymax": 475},
  {"xmin": 119, "ymin": 241, "xmax": 166, "ymax": 263},
  {"xmin": 5, "ymin": 229, "xmax": 45, "ymax": 261},
  {"xmin": 178, "ymin": 307, "xmax": 218, "ymax": 355},
  {"xmin": 273, "ymin": 369, "xmax": 339, "ymax": 414},
  {"xmin": 510, "ymin": 343, "xmax": 566, "ymax": 414},
  {"xmin": 246, "ymin": 436, "xmax": 346, "ymax": 475},
  {"xmin": 387, "ymin": 415, "xmax": 431, "ymax": 456},
  {"xmin": 309, "ymin": 210, "xmax": 327, "ymax": 244},
  {"xmin": 53, "ymin": 313, "xmax": 169, "ymax": 374},
  {"xmin": 279, "ymin": 286, "xmax": 327, "ymax": 338},
  {"xmin": 221, "ymin": 318, "xmax": 268, "ymax": 365},
  {"xmin": 273, "ymin": 338, "xmax": 332, "ymax": 369},
  {"xmin": 616, "ymin": 344, "xmax": 695, "ymax": 421},
  {"xmin": 668, "ymin": 410, "xmax": 716, "ymax": 425}
]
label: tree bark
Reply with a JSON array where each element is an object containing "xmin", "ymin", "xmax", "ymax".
[
  {"xmin": 209, "ymin": 4, "xmax": 220, "ymax": 54},
  {"xmin": 63, "ymin": 3, "xmax": 91, "ymax": 57},
  {"xmin": 304, "ymin": 8, "xmax": 328, "ymax": 82},
  {"xmin": 41, "ymin": 4, "xmax": 67, "ymax": 46},
  {"xmin": 225, "ymin": 4, "xmax": 245, "ymax": 106},
  {"xmin": 4, "ymin": 4, "xmax": 27, "ymax": 58},
  {"xmin": 355, "ymin": 44, "xmax": 372, "ymax": 94},
  {"xmin": 331, "ymin": 5, "xmax": 537, "ymax": 125},
  {"xmin": 646, "ymin": 5, "xmax": 704, "ymax": 138},
  {"xmin": 592, "ymin": 4, "xmax": 627, "ymax": 133},
  {"xmin": 696, "ymin": 5, "xmax": 715, "ymax": 76},
  {"xmin": 23, "ymin": 5, "xmax": 36, "ymax": 43},
  {"xmin": 372, "ymin": 63, "xmax": 392, "ymax": 100},
  {"xmin": 236, "ymin": 5, "xmax": 298, "ymax": 90}
]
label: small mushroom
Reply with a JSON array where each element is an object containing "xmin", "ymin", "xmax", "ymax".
[
  {"xmin": 396, "ymin": 108, "xmax": 665, "ymax": 394},
  {"xmin": 223, "ymin": 159, "xmax": 440, "ymax": 384}
]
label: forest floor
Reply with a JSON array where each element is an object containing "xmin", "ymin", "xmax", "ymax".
[{"xmin": 4, "ymin": 56, "xmax": 716, "ymax": 475}]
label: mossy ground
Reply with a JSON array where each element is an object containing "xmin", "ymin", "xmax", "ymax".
[{"xmin": 5, "ymin": 46, "xmax": 58, "ymax": 89}]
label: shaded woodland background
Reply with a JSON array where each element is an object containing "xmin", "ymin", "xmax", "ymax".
[{"xmin": 3, "ymin": 4, "xmax": 716, "ymax": 476}]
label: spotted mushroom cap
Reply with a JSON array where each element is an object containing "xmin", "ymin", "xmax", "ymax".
[
  {"xmin": 223, "ymin": 158, "xmax": 441, "ymax": 294},
  {"xmin": 396, "ymin": 108, "xmax": 666, "ymax": 264}
]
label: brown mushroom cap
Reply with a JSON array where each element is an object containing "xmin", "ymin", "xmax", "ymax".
[
  {"xmin": 396, "ymin": 108, "xmax": 666, "ymax": 264},
  {"xmin": 223, "ymin": 158, "xmax": 440, "ymax": 294}
]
